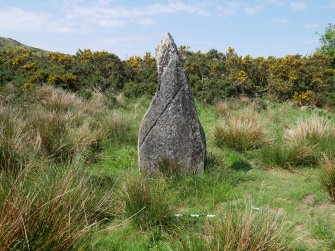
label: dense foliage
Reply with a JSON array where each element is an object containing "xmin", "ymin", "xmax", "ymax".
[
  {"xmin": 0, "ymin": 25, "xmax": 334, "ymax": 107},
  {"xmin": 318, "ymin": 23, "xmax": 335, "ymax": 57}
]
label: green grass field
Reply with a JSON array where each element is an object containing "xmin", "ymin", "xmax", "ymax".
[
  {"xmin": 87, "ymin": 97, "xmax": 335, "ymax": 250},
  {"xmin": 2, "ymin": 87, "xmax": 335, "ymax": 250}
]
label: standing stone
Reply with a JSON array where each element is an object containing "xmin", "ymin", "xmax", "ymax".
[{"xmin": 138, "ymin": 33, "xmax": 206, "ymax": 174}]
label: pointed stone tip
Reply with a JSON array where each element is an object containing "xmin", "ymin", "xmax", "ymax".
[
  {"xmin": 158, "ymin": 32, "xmax": 177, "ymax": 49},
  {"xmin": 162, "ymin": 32, "xmax": 174, "ymax": 44},
  {"xmin": 156, "ymin": 32, "xmax": 178, "ymax": 63}
]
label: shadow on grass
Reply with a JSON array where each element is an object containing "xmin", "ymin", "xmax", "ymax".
[{"xmin": 230, "ymin": 160, "xmax": 252, "ymax": 173}]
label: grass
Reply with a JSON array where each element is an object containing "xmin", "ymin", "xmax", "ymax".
[
  {"xmin": 261, "ymin": 141, "xmax": 317, "ymax": 169},
  {"xmin": 320, "ymin": 155, "xmax": 335, "ymax": 203},
  {"xmin": 173, "ymin": 204, "xmax": 295, "ymax": 251},
  {"xmin": 2, "ymin": 87, "xmax": 335, "ymax": 250},
  {"xmin": 0, "ymin": 105, "xmax": 34, "ymax": 175},
  {"xmin": 0, "ymin": 165, "xmax": 114, "ymax": 250},
  {"xmin": 214, "ymin": 100, "xmax": 229, "ymax": 116},
  {"xmin": 0, "ymin": 86, "xmax": 127, "ymax": 250},
  {"xmin": 119, "ymin": 174, "xmax": 177, "ymax": 232},
  {"xmin": 284, "ymin": 115, "xmax": 335, "ymax": 144},
  {"xmin": 213, "ymin": 109, "xmax": 267, "ymax": 151},
  {"xmin": 90, "ymin": 98, "xmax": 335, "ymax": 250}
]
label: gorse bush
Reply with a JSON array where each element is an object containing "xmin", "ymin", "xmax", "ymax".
[
  {"xmin": 320, "ymin": 155, "xmax": 335, "ymax": 203},
  {"xmin": 120, "ymin": 175, "xmax": 176, "ymax": 232},
  {"xmin": 0, "ymin": 165, "xmax": 114, "ymax": 250},
  {"xmin": 2, "ymin": 27, "xmax": 335, "ymax": 107},
  {"xmin": 213, "ymin": 111, "xmax": 266, "ymax": 151},
  {"xmin": 174, "ymin": 205, "xmax": 294, "ymax": 251}
]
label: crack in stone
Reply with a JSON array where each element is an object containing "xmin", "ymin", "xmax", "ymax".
[{"xmin": 139, "ymin": 84, "xmax": 184, "ymax": 147}]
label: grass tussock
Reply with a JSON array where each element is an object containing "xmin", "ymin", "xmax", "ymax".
[
  {"xmin": 214, "ymin": 100, "xmax": 229, "ymax": 116},
  {"xmin": 0, "ymin": 166, "xmax": 113, "ymax": 250},
  {"xmin": 119, "ymin": 175, "xmax": 176, "ymax": 232},
  {"xmin": 261, "ymin": 114, "xmax": 335, "ymax": 169},
  {"xmin": 320, "ymin": 155, "xmax": 335, "ymax": 203},
  {"xmin": 261, "ymin": 141, "xmax": 316, "ymax": 169},
  {"xmin": 0, "ymin": 85, "xmax": 129, "ymax": 168},
  {"xmin": 175, "ymin": 205, "xmax": 294, "ymax": 251},
  {"xmin": 284, "ymin": 115, "xmax": 335, "ymax": 144},
  {"xmin": 0, "ymin": 85, "xmax": 127, "ymax": 249},
  {"xmin": 213, "ymin": 111, "xmax": 266, "ymax": 151},
  {"xmin": 0, "ymin": 106, "xmax": 36, "ymax": 175},
  {"xmin": 35, "ymin": 85, "xmax": 82, "ymax": 111}
]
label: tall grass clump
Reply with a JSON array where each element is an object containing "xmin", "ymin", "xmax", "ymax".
[
  {"xmin": 174, "ymin": 205, "xmax": 294, "ymax": 251},
  {"xmin": 30, "ymin": 109, "xmax": 98, "ymax": 162},
  {"xmin": 0, "ymin": 106, "xmax": 36, "ymax": 175},
  {"xmin": 320, "ymin": 155, "xmax": 335, "ymax": 203},
  {"xmin": 283, "ymin": 115, "xmax": 335, "ymax": 158},
  {"xmin": 32, "ymin": 86, "xmax": 104, "ymax": 162},
  {"xmin": 119, "ymin": 175, "xmax": 176, "ymax": 232},
  {"xmin": 261, "ymin": 141, "xmax": 316, "ymax": 169},
  {"xmin": 34, "ymin": 85, "xmax": 82, "ymax": 111},
  {"xmin": 213, "ymin": 111, "xmax": 266, "ymax": 151},
  {"xmin": 0, "ymin": 166, "xmax": 114, "ymax": 250},
  {"xmin": 1, "ymin": 85, "xmax": 129, "ymax": 166},
  {"xmin": 0, "ymin": 85, "xmax": 126, "ymax": 249},
  {"xmin": 214, "ymin": 100, "xmax": 229, "ymax": 116},
  {"xmin": 284, "ymin": 115, "xmax": 335, "ymax": 144}
]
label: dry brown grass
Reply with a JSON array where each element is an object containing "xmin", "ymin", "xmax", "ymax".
[
  {"xmin": 214, "ymin": 100, "xmax": 229, "ymax": 116},
  {"xmin": 213, "ymin": 111, "xmax": 267, "ymax": 151},
  {"xmin": 35, "ymin": 85, "xmax": 82, "ymax": 111},
  {"xmin": 0, "ymin": 85, "xmax": 128, "ymax": 249},
  {"xmin": 0, "ymin": 106, "xmax": 36, "ymax": 175},
  {"xmin": 30, "ymin": 109, "xmax": 99, "ymax": 162},
  {"xmin": 0, "ymin": 86, "xmax": 129, "ymax": 166},
  {"xmin": 284, "ymin": 115, "xmax": 335, "ymax": 143},
  {"xmin": 0, "ymin": 86, "xmax": 128, "ymax": 249}
]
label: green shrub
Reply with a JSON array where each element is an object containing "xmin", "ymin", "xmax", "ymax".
[
  {"xmin": 123, "ymin": 82, "xmax": 156, "ymax": 97},
  {"xmin": 120, "ymin": 175, "xmax": 176, "ymax": 232},
  {"xmin": 213, "ymin": 112, "xmax": 266, "ymax": 151},
  {"xmin": 193, "ymin": 78, "xmax": 239, "ymax": 104}
]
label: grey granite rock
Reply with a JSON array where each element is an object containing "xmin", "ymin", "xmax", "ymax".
[{"xmin": 138, "ymin": 33, "xmax": 206, "ymax": 174}]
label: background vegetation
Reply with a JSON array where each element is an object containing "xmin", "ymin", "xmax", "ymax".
[{"xmin": 1, "ymin": 24, "xmax": 334, "ymax": 107}]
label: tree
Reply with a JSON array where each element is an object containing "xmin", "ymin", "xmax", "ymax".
[{"xmin": 318, "ymin": 23, "xmax": 335, "ymax": 56}]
